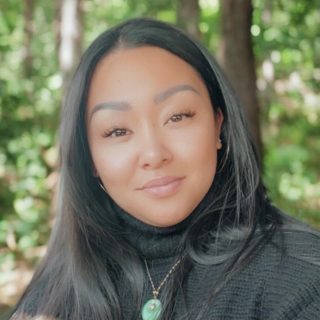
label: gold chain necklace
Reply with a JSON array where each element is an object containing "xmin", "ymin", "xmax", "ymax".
[{"xmin": 141, "ymin": 258, "xmax": 182, "ymax": 320}]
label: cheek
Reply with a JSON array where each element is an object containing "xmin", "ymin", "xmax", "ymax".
[
  {"xmin": 91, "ymin": 144, "xmax": 136, "ymax": 185},
  {"xmin": 172, "ymin": 124, "xmax": 218, "ymax": 166}
]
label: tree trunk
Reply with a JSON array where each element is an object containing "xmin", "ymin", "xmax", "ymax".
[
  {"xmin": 57, "ymin": 0, "xmax": 84, "ymax": 90},
  {"xmin": 176, "ymin": 0, "xmax": 201, "ymax": 40},
  {"xmin": 219, "ymin": 0, "xmax": 263, "ymax": 163}
]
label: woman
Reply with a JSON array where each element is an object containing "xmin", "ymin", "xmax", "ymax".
[{"xmin": 11, "ymin": 18, "xmax": 320, "ymax": 320}]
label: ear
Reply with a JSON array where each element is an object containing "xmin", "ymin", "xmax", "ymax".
[{"xmin": 215, "ymin": 108, "xmax": 224, "ymax": 150}]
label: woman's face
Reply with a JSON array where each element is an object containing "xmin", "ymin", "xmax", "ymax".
[{"xmin": 86, "ymin": 46, "xmax": 223, "ymax": 227}]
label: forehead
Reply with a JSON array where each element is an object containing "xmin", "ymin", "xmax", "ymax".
[{"xmin": 86, "ymin": 46, "xmax": 208, "ymax": 109}]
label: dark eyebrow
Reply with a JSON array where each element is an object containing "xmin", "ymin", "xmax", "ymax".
[
  {"xmin": 89, "ymin": 101, "xmax": 130, "ymax": 120},
  {"xmin": 154, "ymin": 84, "xmax": 200, "ymax": 104},
  {"xmin": 89, "ymin": 84, "xmax": 200, "ymax": 121}
]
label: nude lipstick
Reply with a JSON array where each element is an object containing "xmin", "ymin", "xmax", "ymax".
[{"xmin": 138, "ymin": 176, "xmax": 185, "ymax": 198}]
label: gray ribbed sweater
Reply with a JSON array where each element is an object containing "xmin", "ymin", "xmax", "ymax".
[
  {"xmin": 121, "ymin": 212, "xmax": 320, "ymax": 320},
  {"xmin": 13, "ymin": 211, "xmax": 320, "ymax": 320}
]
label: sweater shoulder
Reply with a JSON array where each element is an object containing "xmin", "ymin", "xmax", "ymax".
[
  {"xmin": 267, "ymin": 222, "xmax": 320, "ymax": 267},
  {"xmin": 253, "ymin": 222, "xmax": 320, "ymax": 289},
  {"xmin": 255, "ymin": 224, "xmax": 320, "ymax": 319},
  {"xmin": 186, "ymin": 221, "xmax": 320, "ymax": 319}
]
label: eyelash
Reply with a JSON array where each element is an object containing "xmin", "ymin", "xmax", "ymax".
[
  {"xmin": 102, "ymin": 127, "xmax": 129, "ymax": 138},
  {"xmin": 166, "ymin": 111, "xmax": 195, "ymax": 123},
  {"xmin": 102, "ymin": 111, "xmax": 196, "ymax": 138}
]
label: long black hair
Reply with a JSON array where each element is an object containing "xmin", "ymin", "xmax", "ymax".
[{"xmin": 12, "ymin": 18, "xmax": 283, "ymax": 320}]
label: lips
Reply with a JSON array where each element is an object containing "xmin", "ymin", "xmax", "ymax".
[{"xmin": 138, "ymin": 176, "xmax": 185, "ymax": 197}]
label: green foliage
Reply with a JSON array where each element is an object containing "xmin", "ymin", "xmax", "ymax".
[
  {"xmin": 253, "ymin": 0, "xmax": 320, "ymax": 226},
  {"xmin": 0, "ymin": 0, "xmax": 59, "ymax": 268}
]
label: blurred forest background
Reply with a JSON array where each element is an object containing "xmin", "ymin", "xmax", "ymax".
[{"xmin": 0, "ymin": 0, "xmax": 319, "ymax": 315}]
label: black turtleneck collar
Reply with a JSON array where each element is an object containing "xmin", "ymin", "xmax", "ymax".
[
  {"xmin": 114, "ymin": 206, "xmax": 192, "ymax": 260},
  {"xmin": 110, "ymin": 186, "xmax": 216, "ymax": 260}
]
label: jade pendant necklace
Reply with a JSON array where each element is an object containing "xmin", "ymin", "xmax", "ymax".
[{"xmin": 141, "ymin": 258, "xmax": 182, "ymax": 320}]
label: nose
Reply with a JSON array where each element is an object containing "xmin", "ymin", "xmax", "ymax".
[{"xmin": 138, "ymin": 131, "xmax": 173, "ymax": 170}]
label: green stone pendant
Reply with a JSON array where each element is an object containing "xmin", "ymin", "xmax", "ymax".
[{"xmin": 141, "ymin": 298, "xmax": 162, "ymax": 320}]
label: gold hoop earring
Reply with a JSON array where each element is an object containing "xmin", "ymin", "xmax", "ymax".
[{"xmin": 98, "ymin": 180, "xmax": 107, "ymax": 193}]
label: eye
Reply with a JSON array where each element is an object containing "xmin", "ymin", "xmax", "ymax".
[
  {"xmin": 102, "ymin": 128, "xmax": 130, "ymax": 138},
  {"xmin": 167, "ymin": 111, "xmax": 195, "ymax": 124}
]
